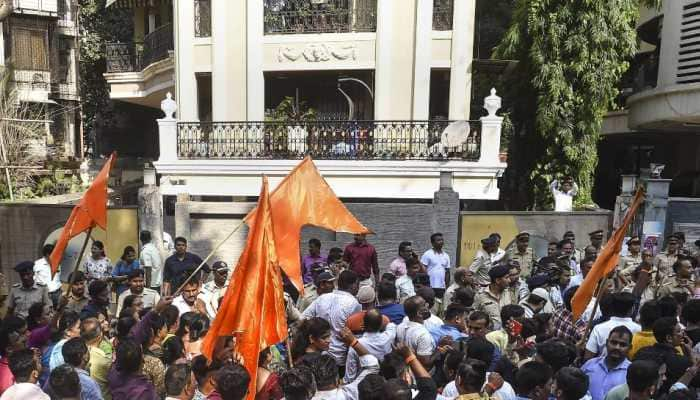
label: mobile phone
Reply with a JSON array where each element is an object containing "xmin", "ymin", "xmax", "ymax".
[{"xmin": 510, "ymin": 320, "xmax": 523, "ymax": 336}]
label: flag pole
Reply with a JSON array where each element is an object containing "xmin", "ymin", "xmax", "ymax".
[
  {"xmin": 64, "ymin": 226, "xmax": 94, "ymax": 298},
  {"xmin": 582, "ymin": 276, "xmax": 607, "ymax": 342},
  {"xmin": 173, "ymin": 219, "xmax": 245, "ymax": 296}
]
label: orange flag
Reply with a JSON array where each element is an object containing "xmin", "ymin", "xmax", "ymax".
[
  {"xmin": 571, "ymin": 188, "xmax": 645, "ymax": 320},
  {"xmin": 201, "ymin": 176, "xmax": 287, "ymax": 398},
  {"xmin": 245, "ymin": 156, "xmax": 371, "ymax": 290},
  {"xmin": 49, "ymin": 153, "xmax": 116, "ymax": 275}
]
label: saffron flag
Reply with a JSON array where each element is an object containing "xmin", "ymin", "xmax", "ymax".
[
  {"xmin": 201, "ymin": 176, "xmax": 287, "ymax": 398},
  {"xmin": 571, "ymin": 188, "xmax": 645, "ymax": 320},
  {"xmin": 49, "ymin": 153, "xmax": 116, "ymax": 275},
  {"xmin": 245, "ymin": 156, "xmax": 371, "ymax": 290}
]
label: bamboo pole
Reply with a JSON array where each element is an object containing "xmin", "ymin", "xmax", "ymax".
[{"xmin": 64, "ymin": 226, "xmax": 94, "ymax": 298}]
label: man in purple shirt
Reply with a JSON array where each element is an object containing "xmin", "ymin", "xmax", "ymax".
[
  {"xmin": 301, "ymin": 238, "xmax": 327, "ymax": 284},
  {"xmin": 343, "ymin": 234, "xmax": 379, "ymax": 287},
  {"xmin": 581, "ymin": 325, "xmax": 633, "ymax": 400}
]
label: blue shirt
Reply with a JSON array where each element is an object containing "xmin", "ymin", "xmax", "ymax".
[
  {"xmin": 581, "ymin": 356, "xmax": 630, "ymax": 400},
  {"xmin": 77, "ymin": 368, "xmax": 104, "ymax": 400},
  {"xmin": 163, "ymin": 252, "xmax": 209, "ymax": 286},
  {"xmin": 376, "ymin": 303, "xmax": 406, "ymax": 324},
  {"xmin": 112, "ymin": 260, "xmax": 141, "ymax": 294},
  {"xmin": 428, "ymin": 323, "xmax": 466, "ymax": 344}
]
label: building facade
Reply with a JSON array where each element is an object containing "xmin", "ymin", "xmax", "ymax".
[{"xmin": 1, "ymin": 0, "xmax": 81, "ymax": 160}]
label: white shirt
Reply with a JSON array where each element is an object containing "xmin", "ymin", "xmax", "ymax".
[
  {"xmin": 424, "ymin": 313, "xmax": 444, "ymax": 331},
  {"xmin": 140, "ymin": 242, "xmax": 163, "ymax": 288},
  {"xmin": 34, "ymin": 257, "xmax": 61, "ymax": 292},
  {"xmin": 302, "ymin": 290, "xmax": 362, "ymax": 365},
  {"xmin": 585, "ymin": 316, "xmax": 641, "ymax": 356},
  {"xmin": 421, "ymin": 249, "xmax": 451, "ymax": 289},
  {"xmin": 396, "ymin": 320, "xmax": 435, "ymax": 356},
  {"xmin": 342, "ymin": 355, "xmax": 380, "ymax": 400},
  {"xmin": 116, "ymin": 287, "xmax": 161, "ymax": 316},
  {"xmin": 551, "ymin": 180, "xmax": 578, "ymax": 212},
  {"xmin": 442, "ymin": 375, "xmax": 516, "ymax": 400},
  {"xmin": 172, "ymin": 294, "xmax": 196, "ymax": 316},
  {"xmin": 313, "ymin": 389, "xmax": 346, "ymax": 400},
  {"xmin": 395, "ymin": 274, "xmax": 416, "ymax": 303},
  {"xmin": 344, "ymin": 324, "xmax": 397, "ymax": 383},
  {"xmin": 568, "ymin": 273, "xmax": 584, "ymax": 290},
  {"xmin": 0, "ymin": 382, "xmax": 50, "ymax": 400},
  {"xmin": 198, "ymin": 280, "xmax": 228, "ymax": 321}
]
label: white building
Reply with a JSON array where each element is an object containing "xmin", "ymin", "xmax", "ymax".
[{"xmin": 104, "ymin": 0, "xmax": 506, "ymax": 203}]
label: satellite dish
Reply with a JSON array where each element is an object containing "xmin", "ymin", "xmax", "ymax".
[{"xmin": 440, "ymin": 121, "xmax": 471, "ymax": 148}]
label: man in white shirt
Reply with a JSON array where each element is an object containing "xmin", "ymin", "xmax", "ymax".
[
  {"xmin": 584, "ymin": 292, "xmax": 641, "ymax": 359},
  {"xmin": 34, "ymin": 244, "xmax": 62, "ymax": 309},
  {"xmin": 116, "ymin": 269, "xmax": 161, "ymax": 315},
  {"xmin": 551, "ymin": 177, "xmax": 578, "ymax": 212},
  {"xmin": 395, "ymin": 258, "xmax": 419, "ymax": 303},
  {"xmin": 344, "ymin": 309, "xmax": 396, "ymax": 383},
  {"xmin": 172, "ymin": 276, "xmax": 203, "ymax": 316},
  {"xmin": 421, "ymin": 233, "xmax": 451, "ymax": 299},
  {"xmin": 302, "ymin": 270, "xmax": 362, "ymax": 367},
  {"xmin": 139, "ymin": 230, "xmax": 164, "ymax": 293},
  {"xmin": 0, "ymin": 348, "xmax": 49, "ymax": 400},
  {"xmin": 395, "ymin": 295, "xmax": 436, "ymax": 369},
  {"xmin": 198, "ymin": 261, "xmax": 229, "ymax": 320}
]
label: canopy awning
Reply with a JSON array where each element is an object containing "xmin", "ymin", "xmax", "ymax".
[{"xmin": 106, "ymin": 0, "xmax": 172, "ymax": 8}]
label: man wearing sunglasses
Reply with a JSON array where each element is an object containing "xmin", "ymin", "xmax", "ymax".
[{"xmin": 199, "ymin": 261, "xmax": 229, "ymax": 320}]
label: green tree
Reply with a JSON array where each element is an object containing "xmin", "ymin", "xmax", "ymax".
[
  {"xmin": 495, "ymin": 0, "xmax": 659, "ymax": 209},
  {"xmin": 78, "ymin": 0, "xmax": 132, "ymax": 155}
]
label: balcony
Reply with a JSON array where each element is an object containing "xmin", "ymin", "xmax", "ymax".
[
  {"xmin": 10, "ymin": 70, "xmax": 52, "ymax": 103},
  {"xmin": 176, "ymin": 120, "xmax": 481, "ymax": 161},
  {"xmin": 105, "ymin": 23, "xmax": 173, "ymax": 73},
  {"xmin": 264, "ymin": 0, "xmax": 377, "ymax": 35},
  {"xmin": 12, "ymin": 0, "xmax": 58, "ymax": 16},
  {"xmin": 433, "ymin": 0, "xmax": 453, "ymax": 31}
]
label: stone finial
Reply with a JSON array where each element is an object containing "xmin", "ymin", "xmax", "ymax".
[
  {"xmin": 161, "ymin": 92, "xmax": 177, "ymax": 120},
  {"xmin": 483, "ymin": 88, "xmax": 501, "ymax": 117}
]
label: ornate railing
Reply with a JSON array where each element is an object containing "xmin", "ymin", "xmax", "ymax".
[
  {"xmin": 195, "ymin": 0, "xmax": 211, "ymax": 37},
  {"xmin": 105, "ymin": 24, "xmax": 173, "ymax": 73},
  {"xmin": 264, "ymin": 0, "xmax": 377, "ymax": 34},
  {"xmin": 177, "ymin": 120, "xmax": 481, "ymax": 161},
  {"xmin": 433, "ymin": 0, "xmax": 453, "ymax": 30}
]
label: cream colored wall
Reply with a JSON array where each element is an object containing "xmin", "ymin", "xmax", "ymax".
[
  {"xmin": 263, "ymin": 34, "xmax": 376, "ymax": 71},
  {"xmin": 212, "ymin": 0, "xmax": 246, "ymax": 120},
  {"xmin": 134, "ymin": 7, "xmax": 145, "ymax": 41}
]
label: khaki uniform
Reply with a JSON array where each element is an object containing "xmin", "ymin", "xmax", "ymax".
[
  {"xmin": 296, "ymin": 283, "xmax": 318, "ymax": 312},
  {"xmin": 619, "ymin": 253, "xmax": 643, "ymax": 280},
  {"xmin": 572, "ymin": 248, "xmax": 585, "ymax": 264},
  {"xmin": 507, "ymin": 247, "xmax": 535, "ymax": 278},
  {"xmin": 653, "ymin": 251, "xmax": 678, "ymax": 281},
  {"xmin": 656, "ymin": 275, "xmax": 695, "ymax": 299},
  {"xmin": 469, "ymin": 249, "xmax": 494, "ymax": 287},
  {"xmin": 65, "ymin": 294, "xmax": 90, "ymax": 315},
  {"xmin": 473, "ymin": 287, "xmax": 514, "ymax": 330},
  {"xmin": 8, "ymin": 282, "xmax": 50, "ymax": 318}
]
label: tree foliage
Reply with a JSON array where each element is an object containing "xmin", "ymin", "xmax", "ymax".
[
  {"xmin": 78, "ymin": 0, "xmax": 132, "ymax": 155},
  {"xmin": 495, "ymin": 0, "xmax": 658, "ymax": 209}
]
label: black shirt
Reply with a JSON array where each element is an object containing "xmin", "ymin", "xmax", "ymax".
[{"xmin": 163, "ymin": 252, "xmax": 209, "ymax": 287}]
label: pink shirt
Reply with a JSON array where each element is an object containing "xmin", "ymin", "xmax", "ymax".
[
  {"xmin": 0, "ymin": 359, "xmax": 14, "ymax": 395},
  {"xmin": 389, "ymin": 257, "xmax": 407, "ymax": 277}
]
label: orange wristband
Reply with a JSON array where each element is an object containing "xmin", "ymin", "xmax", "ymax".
[
  {"xmin": 404, "ymin": 354, "xmax": 417, "ymax": 364},
  {"xmin": 350, "ymin": 339, "xmax": 359, "ymax": 348}
]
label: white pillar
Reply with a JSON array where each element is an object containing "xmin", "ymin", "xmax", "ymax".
[
  {"xmin": 448, "ymin": 0, "xmax": 475, "ymax": 120},
  {"xmin": 657, "ymin": 0, "xmax": 682, "ymax": 87},
  {"xmin": 175, "ymin": 0, "xmax": 198, "ymax": 120},
  {"xmin": 148, "ymin": 12, "xmax": 156, "ymax": 33},
  {"xmin": 212, "ymin": 0, "xmax": 247, "ymax": 120},
  {"xmin": 374, "ymin": 0, "xmax": 394, "ymax": 119},
  {"xmin": 478, "ymin": 89, "xmax": 503, "ymax": 164},
  {"xmin": 247, "ymin": 0, "xmax": 264, "ymax": 120},
  {"xmin": 158, "ymin": 93, "xmax": 179, "ymax": 162},
  {"xmin": 0, "ymin": 23, "xmax": 5, "ymax": 66},
  {"xmin": 412, "ymin": 0, "xmax": 433, "ymax": 120}
]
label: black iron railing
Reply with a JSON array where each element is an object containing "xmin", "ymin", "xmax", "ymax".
[
  {"xmin": 264, "ymin": 0, "xmax": 377, "ymax": 34},
  {"xmin": 433, "ymin": 0, "xmax": 453, "ymax": 30},
  {"xmin": 105, "ymin": 24, "xmax": 173, "ymax": 73},
  {"xmin": 177, "ymin": 120, "xmax": 481, "ymax": 161},
  {"xmin": 195, "ymin": 0, "xmax": 211, "ymax": 37}
]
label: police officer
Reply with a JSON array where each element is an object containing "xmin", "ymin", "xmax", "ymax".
[
  {"xmin": 563, "ymin": 231, "xmax": 585, "ymax": 264},
  {"xmin": 8, "ymin": 261, "xmax": 50, "ymax": 319},
  {"xmin": 469, "ymin": 236, "xmax": 498, "ymax": 287},
  {"xmin": 654, "ymin": 234, "xmax": 680, "ymax": 282},
  {"xmin": 472, "ymin": 264, "xmax": 514, "ymax": 330},
  {"xmin": 657, "ymin": 257, "xmax": 695, "ymax": 298},
  {"xmin": 507, "ymin": 231, "xmax": 535, "ymax": 278},
  {"xmin": 586, "ymin": 230, "xmax": 605, "ymax": 255},
  {"xmin": 198, "ymin": 261, "xmax": 229, "ymax": 320}
]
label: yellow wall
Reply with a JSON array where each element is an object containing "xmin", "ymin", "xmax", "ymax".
[{"xmin": 90, "ymin": 209, "xmax": 140, "ymax": 263}]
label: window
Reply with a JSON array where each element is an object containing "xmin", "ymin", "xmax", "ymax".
[
  {"xmin": 11, "ymin": 28, "xmax": 49, "ymax": 70},
  {"xmin": 194, "ymin": 0, "xmax": 211, "ymax": 37}
]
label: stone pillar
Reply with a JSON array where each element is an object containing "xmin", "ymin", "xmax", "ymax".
[
  {"xmin": 478, "ymin": 89, "xmax": 503, "ymax": 165},
  {"xmin": 157, "ymin": 93, "xmax": 178, "ymax": 162},
  {"xmin": 212, "ymin": 0, "xmax": 247, "ymax": 120},
  {"xmin": 644, "ymin": 178, "xmax": 672, "ymax": 246},
  {"xmin": 247, "ymin": 0, "xmax": 265, "ymax": 120},
  {"xmin": 0, "ymin": 23, "xmax": 4, "ymax": 67},
  {"xmin": 174, "ymin": 192, "xmax": 191, "ymax": 240},
  {"xmin": 448, "ymin": 0, "xmax": 476, "ymax": 120},
  {"xmin": 613, "ymin": 175, "xmax": 639, "ymax": 230},
  {"xmin": 657, "ymin": 0, "xmax": 682, "ymax": 88},
  {"xmin": 433, "ymin": 172, "xmax": 460, "ymax": 270},
  {"xmin": 174, "ymin": 0, "xmax": 197, "ymax": 120},
  {"xmin": 138, "ymin": 167, "xmax": 165, "ymax": 286},
  {"xmin": 411, "ymin": 0, "xmax": 433, "ymax": 120}
]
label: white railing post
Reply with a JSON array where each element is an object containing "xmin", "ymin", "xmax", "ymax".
[
  {"xmin": 478, "ymin": 88, "xmax": 504, "ymax": 164},
  {"xmin": 157, "ymin": 92, "xmax": 178, "ymax": 162}
]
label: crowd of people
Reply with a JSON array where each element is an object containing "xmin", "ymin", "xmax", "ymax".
[{"xmin": 0, "ymin": 227, "xmax": 699, "ymax": 400}]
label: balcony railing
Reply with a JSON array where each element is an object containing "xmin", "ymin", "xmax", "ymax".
[
  {"xmin": 105, "ymin": 23, "xmax": 173, "ymax": 73},
  {"xmin": 433, "ymin": 0, "xmax": 453, "ymax": 31},
  {"xmin": 12, "ymin": 0, "xmax": 58, "ymax": 15},
  {"xmin": 264, "ymin": 0, "xmax": 377, "ymax": 34},
  {"xmin": 176, "ymin": 120, "xmax": 481, "ymax": 161}
]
